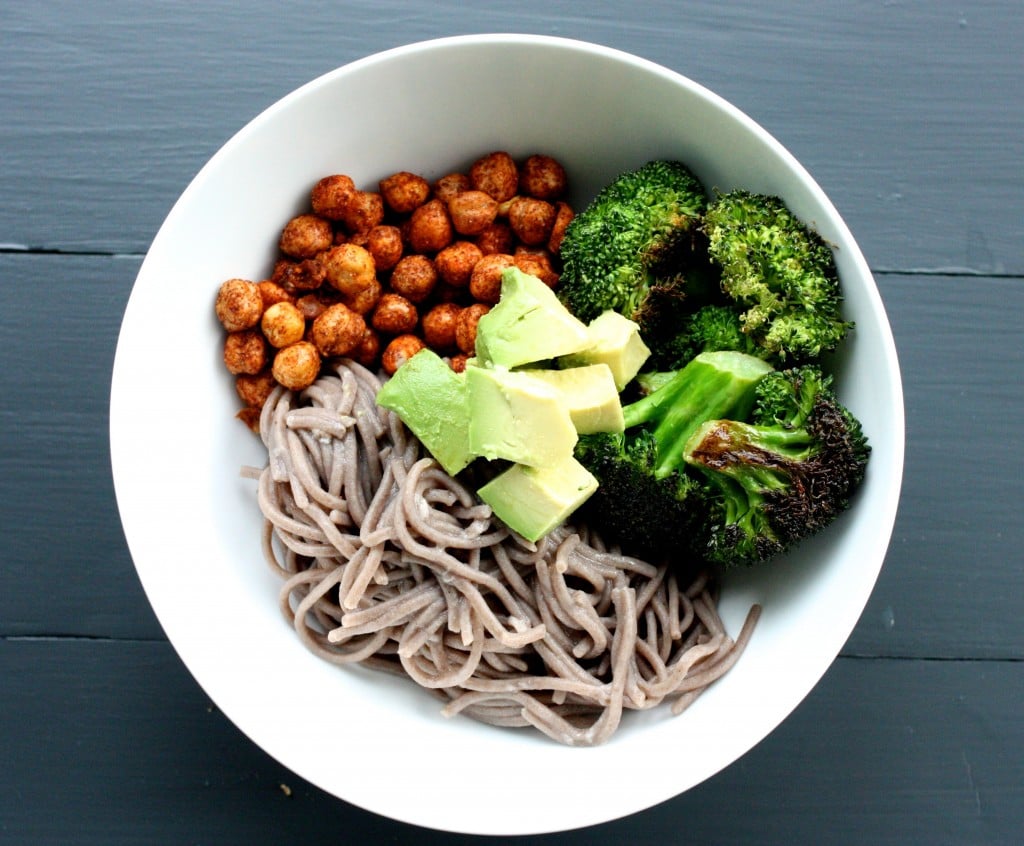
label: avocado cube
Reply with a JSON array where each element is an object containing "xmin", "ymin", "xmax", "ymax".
[
  {"xmin": 375, "ymin": 348, "xmax": 474, "ymax": 475},
  {"xmin": 559, "ymin": 309, "xmax": 651, "ymax": 390},
  {"xmin": 477, "ymin": 454, "xmax": 599, "ymax": 541},
  {"xmin": 519, "ymin": 363, "xmax": 625, "ymax": 434},
  {"xmin": 465, "ymin": 364, "xmax": 577, "ymax": 467},
  {"xmin": 474, "ymin": 267, "xmax": 591, "ymax": 368}
]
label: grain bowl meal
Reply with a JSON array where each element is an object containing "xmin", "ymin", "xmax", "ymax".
[
  {"xmin": 112, "ymin": 34, "xmax": 903, "ymax": 833},
  {"xmin": 213, "ymin": 150, "xmax": 868, "ymax": 746}
]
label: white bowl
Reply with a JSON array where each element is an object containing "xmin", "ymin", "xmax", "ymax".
[{"xmin": 110, "ymin": 34, "xmax": 904, "ymax": 835}]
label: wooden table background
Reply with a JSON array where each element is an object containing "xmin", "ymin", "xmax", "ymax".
[{"xmin": 2, "ymin": 2, "xmax": 1022, "ymax": 843}]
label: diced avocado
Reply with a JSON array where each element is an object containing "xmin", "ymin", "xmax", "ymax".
[
  {"xmin": 477, "ymin": 454, "xmax": 598, "ymax": 541},
  {"xmin": 519, "ymin": 363, "xmax": 625, "ymax": 434},
  {"xmin": 375, "ymin": 348, "xmax": 473, "ymax": 475},
  {"xmin": 465, "ymin": 364, "xmax": 577, "ymax": 467},
  {"xmin": 559, "ymin": 309, "xmax": 651, "ymax": 390},
  {"xmin": 474, "ymin": 267, "xmax": 591, "ymax": 368}
]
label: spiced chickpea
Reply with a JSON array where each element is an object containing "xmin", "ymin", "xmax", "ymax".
[
  {"xmin": 236, "ymin": 406, "xmax": 262, "ymax": 433},
  {"xmin": 295, "ymin": 291, "xmax": 336, "ymax": 321},
  {"xmin": 434, "ymin": 241, "xmax": 483, "ymax": 288},
  {"xmin": 379, "ymin": 171, "xmax": 430, "ymax": 214},
  {"xmin": 381, "ymin": 334, "xmax": 426, "ymax": 375},
  {"xmin": 449, "ymin": 353, "xmax": 470, "ymax": 373},
  {"xmin": 342, "ymin": 276, "xmax": 382, "ymax": 315},
  {"xmin": 352, "ymin": 327, "xmax": 382, "ymax": 368},
  {"xmin": 215, "ymin": 278, "xmax": 263, "ymax": 331},
  {"xmin": 469, "ymin": 253, "xmax": 516, "ymax": 304},
  {"xmin": 261, "ymin": 301, "xmax": 306, "ymax": 348},
  {"xmin": 406, "ymin": 198, "xmax": 453, "ymax": 254},
  {"xmin": 279, "ymin": 213, "xmax": 333, "ymax": 259},
  {"xmin": 389, "ymin": 254, "xmax": 437, "ymax": 303},
  {"xmin": 447, "ymin": 190, "xmax": 499, "ymax": 236},
  {"xmin": 311, "ymin": 303, "xmax": 367, "ymax": 357},
  {"xmin": 507, "ymin": 196, "xmax": 557, "ymax": 246},
  {"xmin": 474, "ymin": 220, "xmax": 516, "ymax": 255},
  {"xmin": 223, "ymin": 330, "xmax": 268, "ymax": 375},
  {"xmin": 520, "ymin": 154, "xmax": 568, "ymax": 200},
  {"xmin": 513, "ymin": 250, "xmax": 560, "ymax": 287},
  {"xmin": 548, "ymin": 201, "xmax": 574, "ymax": 254},
  {"xmin": 338, "ymin": 190, "xmax": 385, "ymax": 235},
  {"xmin": 364, "ymin": 224, "xmax": 403, "ymax": 272},
  {"xmin": 272, "ymin": 341, "xmax": 321, "ymax": 391},
  {"xmin": 421, "ymin": 302, "xmax": 462, "ymax": 351},
  {"xmin": 310, "ymin": 174, "xmax": 356, "ymax": 220},
  {"xmin": 469, "ymin": 151, "xmax": 518, "ymax": 202},
  {"xmin": 257, "ymin": 280, "xmax": 294, "ymax": 310},
  {"xmin": 271, "ymin": 257, "xmax": 325, "ymax": 293},
  {"xmin": 432, "ymin": 172, "xmax": 472, "ymax": 204},
  {"xmin": 320, "ymin": 243, "xmax": 376, "ymax": 296},
  {"xmin": 371, "ymin": 292, "xmax": 419, "ymax": 335},
  {"xmin": 455, "ymin": 303, "xmax": 490, "ymax": 355},
  {"xmin": 235, "ymin": 369, "xmax": 277, "ymax": 408}
]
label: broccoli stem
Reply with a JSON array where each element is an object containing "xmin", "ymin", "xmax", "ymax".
[{"xmin": 621, "ymin": 351, "xmax": 773, "ymax": 479}]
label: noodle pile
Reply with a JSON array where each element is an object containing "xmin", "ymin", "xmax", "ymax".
[{"xmin": 253, "ymin": 359, "xmax": 759, "ymax": 746}]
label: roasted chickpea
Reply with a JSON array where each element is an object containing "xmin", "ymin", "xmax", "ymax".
[
  {"xmin": 311, "ymin": 303, "xmax": 367, "ymax": 357},
  {"xmin": 352, "ymin": 327, "xmax": 382, "ymax": 368},
  {"xmin": 364, "ymin": 224, "xmax": 404, "ymax": 272},
  {"xmin": 271, "ymin": 258, "xmax": 325, "ymax": 293},
  {"xmin": 389, "ymin": 254, "xmax": 438, "ymax": 303},
  {"xmin": 272, "ymin": 341, "xmax": 321, "ymax": 391},
  {"xmin": 257, "ymin": 280, "xmax": 294, "ymax": 310},
  {"xmin": 215, "ymin": 278, "xmax": 263, "ymax": 331},
  {"xmin": 320, "ymin": 243, "xmax": 376, "ymax": 296},
  {"xmin": 381, "ymin": 334, "xmax": 426, "ymax": 375},
  {"xmin": 295, "ymin": 291, "xmax": 336, "ymax": 321},
  {"xmin": 520, "ymin": 154, "xmax": 568, "ymax": 200},
  {"xmin": 469, "ymin": 151, "xmax": 518, "ymax": 202},
  {"xmin": 279, "ymin": 214, "xmax": 333, "ymax": 259},
  {"xmin": 261, "ymin": 301, "xmax": 306, "ymax": 348},
  {"xmin": 513, "ymin": 250, "xmax": 559, "ymax": 287},
  {"xmin": 449, "ymin": 353, "xmax": 470, "ymax": 373},
  {"xmin": 310, "ymin": 174, "xmax": 356, "ymax": 220},
  {"xmin": 223, "ymin": 330, "xmax": 268, "ymax": 375},
  {"xmin": 454, "ymin": 303, "xmax": 490, "ymax": 354},
  {"xmin": 236, "ymin": 406, "xmax": 262, "ymax": 433},
  {"xmin": 235, "ymin": 369, "xmax": 277, "ymax": 408},
  {"xmin": 474, "ymin": 220, "xmax": 516, "ymax": 255},
  {"xmin": 548, "ymin": 200, "xmax": 574, "ymax": 254},
  {"xmin": 371, "ymin": 292, "xmax": 419, "ymax": 335},
  {"xmin": 434, "ymin": 241, "xmax": 483, "ymax": 288},
  {"xmin": 507, "ymin": 196, "xmax": 557, "ymax": 247},
  {"xmin": 379, "ymin": 171, "xmax": 431, "ymax": 214},
  {"xmin": 447, "ymin": 190, "xmax": 499, "ymax": 236},
  {"xmin": 338, "ymin": 190, "xmax": 385, "ymax": 235},
  {"xmin": 342, "ymin": 276, "xmax": 382, "ymax": 315},
  {"xmin": 432, "ymin": 172, "xmax": 472, "ymax": 204},
  {"xmin": 421, "ymin": 302, "xmax": 462, "ymax": 351},
  {"xmin": 406, "ymin": 198, "xmax": 453, "ymax": 254},
  {"xmin": 469, "ymin": 253, "xmax": 516, "ymax": 304}
]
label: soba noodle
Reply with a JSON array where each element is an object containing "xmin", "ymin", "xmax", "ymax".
[{"xmin": 252, "ymin": 358, "xmax": 759, "ymax": 746}]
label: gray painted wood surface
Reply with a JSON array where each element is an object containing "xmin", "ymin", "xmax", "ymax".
[{"xmin": 2, "ymin": 2, "xmax": 1022, "ymax": 843}]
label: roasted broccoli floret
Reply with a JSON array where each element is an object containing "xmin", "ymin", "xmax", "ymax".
[
  {"xmin": 575, "ymin": 351, "xmax": 773, "ymax": 562},
  {"xmin": 648, "ymin": 303, "xmax": 764, "ymax": 370},
  {"xmin": 700, "ymin": 190, "xmax": 852, "ymax": 362},
  {"xmin": 558, "ymin": 160, "xmax": 708, "ymax": 326},
  {"xmin": 684, "ymin": 365, "xmax": 870, "ymax": 567}
]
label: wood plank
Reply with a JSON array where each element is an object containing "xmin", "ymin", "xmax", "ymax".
[
  {"xmin": 843, "ymin": 274, "xmax": 1024, "ymax": 659},
  {"xmin": 1, "ymin": 2, "xmax": 1022, "ymax": 274},
  {"xmin": 2, "ymin": 255, "xmax": 1023, "ymax": 659},
  {"xmin": 0, "ymin": 639, "xmax": 1020, "ymax": 844}
]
